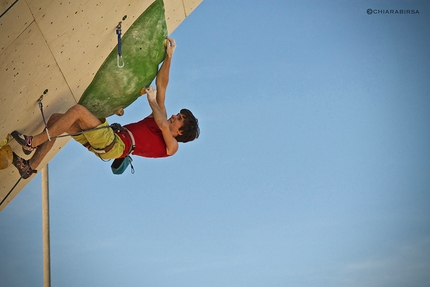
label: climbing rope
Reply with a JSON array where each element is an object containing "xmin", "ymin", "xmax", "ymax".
[
  {"xmin": 37, "ymin": 91, "xmax": 113, "ymax": 140},
  {"xmin": 36, "ymin": 90, "xmax": 112, "ymax": 140},
  {"xmin": 0, "ymin": 141, "xmax": 48, "ymax": 207},
  {"xmin": 2, "ymin": 89, "xmax": 135, "ymax": 205}
]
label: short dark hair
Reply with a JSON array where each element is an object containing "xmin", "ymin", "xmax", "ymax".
[{"xmin": 175, "ymin": 108, "xmax": 200, "ymax": 143}]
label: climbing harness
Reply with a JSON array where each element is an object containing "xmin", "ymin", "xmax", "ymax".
[
  {"xmin": 111, "ymin": 123, "xmax": 136, "ymax": 152},
  {"xmin": 110, "ymin": 123, "xmax": 136, "ymax": 174},
  {"xmin": 116, "ymin": 22, "xmax": 124, "ymax": 68},
  {"xmin": 82, "ymin": 135, "xmax": 116, "ymax": 154}
]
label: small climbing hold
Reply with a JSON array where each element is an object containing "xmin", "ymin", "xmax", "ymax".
[{"xmin": 114, "ymin": 107, "xmax": 124, "ymax": 116}]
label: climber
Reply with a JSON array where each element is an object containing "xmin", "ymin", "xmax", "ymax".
[{"xmin": 11, "ymin": 38, "xmax": 199, "ymax": 179}]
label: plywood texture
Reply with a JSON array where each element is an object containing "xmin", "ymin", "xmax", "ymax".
[
  {"xmin": 165, "ymin": 0, "xmax": 202, "ymax": 34},
  {"xmin": 0, "ymin": 20, "xmax": 74, "ymax": 210},
  {"xmin": 0, "ymin": 0, "xmax": 202, "ymax": 211},
  {"xmin": 0, "ymin": 0, "xmax": 33, "ymax": 52}
]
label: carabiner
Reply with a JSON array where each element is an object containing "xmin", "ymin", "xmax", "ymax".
[{"xmin": 117, "ymin": 54, "xmax": 124, "ymax": 68}]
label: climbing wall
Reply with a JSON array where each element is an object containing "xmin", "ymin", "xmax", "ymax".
[{"xmin": 0, "ymin": 0, "xmax": 202, "ymax": 211}]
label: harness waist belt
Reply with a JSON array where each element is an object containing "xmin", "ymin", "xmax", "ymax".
[
  {"xmin": 116, "ymin": 128, "xmax": 136, "ymax": 157},
  {"xmin": 124, "ymin": 128, "xmax": 136, "ymax": 154}
]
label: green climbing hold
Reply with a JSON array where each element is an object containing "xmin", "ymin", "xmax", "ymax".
[{"xmin": 79, "ymin": 0, "xmax": 168, "ymax": 118}]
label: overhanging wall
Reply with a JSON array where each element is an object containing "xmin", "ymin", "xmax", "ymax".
[{"xmin": 0, "ymin": 0, "xmax": 202, "ymax": 211}]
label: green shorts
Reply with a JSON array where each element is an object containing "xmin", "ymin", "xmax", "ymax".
[{"xmin": 72, "ymin": 119, "xmax": 125, "ymax": 160}]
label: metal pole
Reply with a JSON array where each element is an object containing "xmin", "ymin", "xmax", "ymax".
[{"xmin": 42, "ymin": 164, "xmax": 51, "ymax": 287}]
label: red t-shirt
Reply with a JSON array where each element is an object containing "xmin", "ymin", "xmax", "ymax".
[{"xmin": 122, "ymin": 117, "xmax": 169, "ymax": 158}]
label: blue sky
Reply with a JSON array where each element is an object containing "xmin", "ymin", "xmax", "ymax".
[{"xmin": 1, "ymin": 1, "xmax": 430, "ymax": 286}]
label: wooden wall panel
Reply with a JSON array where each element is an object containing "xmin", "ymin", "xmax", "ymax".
[
  {"xmin": 183, "ymin": 0, "xmax": 202, "ymax": 17},
  {"xmin": 0, "ymin": 0, "xmax": 33, "ymax": 52},
  {"xmin": 164, "ymin": 0, "xmax": 185, "ymax": 34},
  {"xmin": 0, "ymin": 21, "xmax": 74, "ymax": 210},
  {"xmin": 165, "ymin": 0, "xmax": 202, "ymax": 34},
  {"xmin": 29, "ymin": 0, "xmax": 155, "ymax": 101}
]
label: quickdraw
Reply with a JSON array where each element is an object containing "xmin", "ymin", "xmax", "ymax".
[
  {"xmin": 116, "ymin": 22, "xmax": 124, "ymax": 68},
  {"xmin": 37, "ymin": 89, "xmax": 51, "ymax": 141}
]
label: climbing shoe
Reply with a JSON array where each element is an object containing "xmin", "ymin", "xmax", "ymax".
[
  {"xmin": 12, "ymin": 152, "xmax": 37, "ymax": 179},
  {"xmin": 11, "ymin": 131, "xmax": 34, "ymax": 155}
]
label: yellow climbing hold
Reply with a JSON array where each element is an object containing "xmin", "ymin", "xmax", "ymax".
[{"xmin": 0, "ymin": 145, "xmax": 13, "ymax": 170}]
